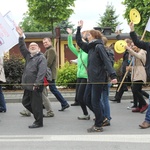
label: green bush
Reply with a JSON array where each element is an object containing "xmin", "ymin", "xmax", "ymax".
[
  {"xmin": 3, "ymin": 55, "xmax": 25, "ymax": 90},
  {"xmin": 56, "ymin": 61, "xmax": 77, "ymax": 88}
]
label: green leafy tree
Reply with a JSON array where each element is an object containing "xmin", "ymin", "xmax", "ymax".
[
  {"xmin": 19, "ymin": 12, "xmax": 51, "ymax": 32},
  {"xmin": 97, "ymin": 3, "xmax": 121, "ymax": 32},
  {"xmin": 55, "ymin": 19, "xmax": 75, "ymax": 34},
  {"xmin": 26, "ymin": 0, "xmax": 75, "ymax": 36},
  {"xmin": 122, "ymin": 0, "xmax": 150, "ymax": 40}
]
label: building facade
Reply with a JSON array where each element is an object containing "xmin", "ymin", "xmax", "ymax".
[{"xmin": 9, "ymin": 31, "xmax": 131, "ymax": 68}]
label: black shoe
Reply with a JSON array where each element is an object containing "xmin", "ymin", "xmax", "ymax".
[
  {"xmin": 0, "ymin": 109, "xmax": 6, "ymax": 113},
  {"xmin": 59, "ymin": 104, "xmax": 70, "ymax": 111},
  {"xmin": 28, "ymin": 123, "xmax": 43, "ymax": 128},
  {"xmin": 123, "ymin": 88, "xmax": 128, "ymax": 91},
  {"xmin": 131, "ymin": 105, "xmax": 137, "ymax": 108},
  {"xmin": 110, "ymin": 99, "xmax": 117, "ymax": 102},
  {"xmin": 71, "ymin": 102, "xmax": 79, "ymax": 106}
]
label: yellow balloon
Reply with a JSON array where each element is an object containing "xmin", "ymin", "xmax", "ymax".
[
  {"xmin": 130, "ymin": 8, "xmax": 141, "ymax": 24},
  {"xmin": 114, "ymin": 40, "xmax": 127, "ymax": 54}
]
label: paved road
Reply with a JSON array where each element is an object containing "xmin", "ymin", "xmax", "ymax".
[{"xmin": 0, "ymin": 98, "xmax": 150, "ymax": 150}]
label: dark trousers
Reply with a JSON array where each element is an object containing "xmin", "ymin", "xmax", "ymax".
[
  {"xmin": 141, "ymin": 90, "xmax": 149, "ymax": 99},
  {"xmin": 132, "ymin": 81, "xmax": 147, "ymax": 108},
  {"xmin": 115, "ymin": 74, "xmax": 131, "ymax": 102},
  {"xmin": 84, "ymin": 83, "xmax": 104, "ymax": 127},
  {"xmin": 49, "ymin": 79, "xmax": 68, "ymax": 107},
  {"xmin": 76, "ymin": 78, "xmax": 88, "ymax": 115},
  {"xmin": 74, "ymin": 79, "xmax": 79, "ymax": 104},
  {"xmin": 22, "ymin": 89, "xmax": 43, "ymax": 125}
]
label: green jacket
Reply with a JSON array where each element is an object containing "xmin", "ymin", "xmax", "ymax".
[{"xmin": 68, "ymin": 34, "xmax": 88, "ymax": 78}]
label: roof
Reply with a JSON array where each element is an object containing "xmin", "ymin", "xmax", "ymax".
[{"xmin": 24, "ymin": 32, "xmax": 136, "ymax": 41}]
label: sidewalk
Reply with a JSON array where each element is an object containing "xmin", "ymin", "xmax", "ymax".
[{"xmin": 3, "ymin": 86, "xmax": 150, "ymax": 103}]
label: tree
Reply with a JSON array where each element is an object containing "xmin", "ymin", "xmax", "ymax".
[
  {"xmin": 19, "ymin": 12, "xmax": 51, "ymax": 32},
  {"xmin": 26, "ymin": 0, "xmax": 75, "ymax": 36},
  {"xmin": 122, "ymin": 0, "xmax": 150, "ymax": 40},
  {"xmin": 55, "ymin": 19, "xmax": 75, "ymax": 34},
  {"xmin": 97, "ymin": 3, "xmax": 121, "ymax": 32}
]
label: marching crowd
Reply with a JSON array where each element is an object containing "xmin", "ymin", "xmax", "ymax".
[{"xmin": 0, "ymin": 20, "xmax": 150, "ymax": 132}]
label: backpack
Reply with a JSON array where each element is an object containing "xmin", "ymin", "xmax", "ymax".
[
  {"xmin": 105, "ymin": 47, "xmax": 115, "ymax": 67},
  {"xmin": 96, "ymin": 44, "xmax": 115, "ymax": 67}
]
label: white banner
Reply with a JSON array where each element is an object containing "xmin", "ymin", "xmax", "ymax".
[
  {"xmin": 0, "ymin": 12, "xmax": 17, "ymax": 56},
  {"xmin": 3, "ymin": 11, "xmax": 19, "ymax": 43},
  {"xmin": 145, "ymin": 17, "xmax": 150, "ymax": 32}
]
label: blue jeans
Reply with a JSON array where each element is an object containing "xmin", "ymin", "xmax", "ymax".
[
  {"xmin": 49, "ymin": 80, "xmax": 68, "ymax": 107},
  {"xmin": 101, "ymin": 83, "xmax": 111, "ymax": 120},
  {"xmin": 0, "ymin": 85, "xmax": 6, "ymax": 112},
  {"xmin": 84, "ymin": 83, "xmax": 104, "ymax": 127},
  {"xmin": 145, "ymin": 96, "xmax": 150, "ymax": 123}
]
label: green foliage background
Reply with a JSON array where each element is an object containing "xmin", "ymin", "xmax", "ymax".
[
  {"xmin": 26, "ymin": 0, "xmax": 75, "ymax": 35},
  {"xmin": 56, "ymin": 61, "xmax": 77, "ymax": 88},
  {"xmin": 3, "ymin": 55, "xmax": 25, "ymax": 90},
  {"xmin": 97, "ymin": 3, "xmax": 121, "ymax": 32},
  {"xmin": 122, "ymin": 0, "xmax": 150, "ymax": 40}
]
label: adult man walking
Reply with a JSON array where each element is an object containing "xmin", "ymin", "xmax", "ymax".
[
  {"xmin": 16, "ymin": 26, "xmax": 47, "ymax": 128},
  {"xmin": 43, "ymin": 37, "xmax": 69, "ymax": 111}
]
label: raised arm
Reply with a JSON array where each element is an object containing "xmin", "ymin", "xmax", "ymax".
[
  {"xmin": 66, "ymin": 28, "xmax": 78, "ymax": 56},
  {"xmin": 125, "ymin": 45, "xmax": 146, "ymax": 63},
  {"xmin": 75, "ymin": 20, "xmax": 88, "ymax": 53},
  {"xmin": 129, "ymin": 22, "xmax": 149, "ymax": 50},
  {"xmin": 16, "ymin": 26, "xmax": 29, "ymax": 58}
]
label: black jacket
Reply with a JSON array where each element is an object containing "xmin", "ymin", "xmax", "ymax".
[
  {"xmin": 19, "ymin": 37, "xmax": 47, "ymax": 91},
  {"xmin": 121, "ymin": 50, "xmax": 130, "ymax": 74},
  {"xmin": 76, "ymin": 27, "xmax": 116, "ymax": 83},
  {"xmin": 130, "ymin": 31, "xmax": 150, "ymax": 74}
]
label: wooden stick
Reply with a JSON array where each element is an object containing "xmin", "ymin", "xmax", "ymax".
[
  {"xmin": 117, "ymin": 59, "xmax": 133, "ymax": 92},
  {"xmin": 141, "ymin": 30, "xmax": 146, "ymax": 41}
]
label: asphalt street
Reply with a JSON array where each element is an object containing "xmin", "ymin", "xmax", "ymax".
[{"xmin": 0, "ymin": 96, "xmax": 150, "ymax": 150}]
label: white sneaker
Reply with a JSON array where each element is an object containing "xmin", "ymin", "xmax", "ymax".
[
  {"xmin": 43, "ymin": 111, "xmax": 54, "ymax": 117},
  {"xmin": 78, "ymin": 115, "xmax": 90, "ymax": 120},
  {"xmin": 20, "ymin": 110, "xmax": 31, "ymax": 117}
]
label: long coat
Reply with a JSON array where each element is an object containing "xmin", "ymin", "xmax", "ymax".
[
  {"xmin": 0, "ymin": 56, "xmax": 6, "ymax": 83},
  {"xmin": 128, "ymin": 49, "xmax": 147, "ymax": 83}
]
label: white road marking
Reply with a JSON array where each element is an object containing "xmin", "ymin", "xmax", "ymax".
[{"xmin": 0, "ymin": 135, "xmax": 150, "ymax": 143}]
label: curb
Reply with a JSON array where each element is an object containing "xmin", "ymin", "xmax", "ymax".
[{"xmin": 4, "ymin": 90, "xmax": 145, "ymax": 103}]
